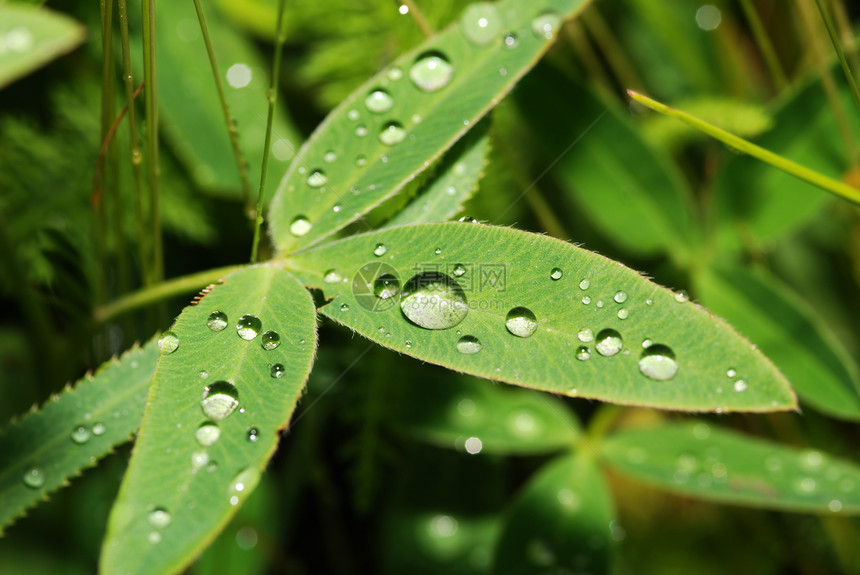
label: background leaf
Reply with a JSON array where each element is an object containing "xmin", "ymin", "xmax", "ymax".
[
  {"xmin": 100, "ymin": 266, "xmax": 317, "ymax": 575},
  {"xmin": 287, "ymin": 222, "xmax": 796, "ymax": 412}
]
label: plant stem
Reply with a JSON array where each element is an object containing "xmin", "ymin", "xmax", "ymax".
[
  {"xmin": 191, "ymin": 0, "xmax": 253, "ymax": 213},
  {"xmin": 141, "ymin": 0, "xmax": 162, "ymax": 283},
  {"xmin": 738, "ymin": 0, "xmax": 787, "ymax": 91},
  {"xmin": 829, "ymin": 0, "xmax": 860, "ymax": 84},
  {"xmin": 399, "ymin": 0, "xmax": 433, "ymax": 38},
  {"xmin": 251, "ymin": 0, "xmax": 287, "ymax": 264},
  {"xmin": 95, "ymin": 0, "xmax": 114, "ymax": 307},
  {"xmin": 814, "ymin": 0, "xmax": 860, "ymax": 116},
  {"xmin": 628, "ymin": 90, "xmax": 860, "ymax": 205},
  {"xmin": 581, "ymin": 5, "xmax": 644, "ymax": 92},
  {"xmin": 93, "ymin": 264, "xmax": 246, "ymax": 323}
]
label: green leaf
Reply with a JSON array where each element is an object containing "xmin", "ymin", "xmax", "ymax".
[
  {"xmin": 100, "ymin": 266, "xmax": 317, "ymax": 575},
  {"xmin": 492, "ymin": 452, "xmax": 614, "ymax": 574},
  {"xmin": 286, "ymin": 222, "xmax": 796, "ymax": 412},
  {"xmin": 384, "ymin": 120, "xmax": 490, "ymax": 227},
  {"xmin": 0, "ymin": 339, "xmax": 159, "ymax": 533},
  {"xmin": 268, "ymin": 0, "xmax": 592, "ymax": 253},
  {"xmin": 0, "ymin": 4, "xmax": 85, "ymax": 89},
  {"xmin": 148, "ymin": 0, "xmax": 302, "ymax": 198},
  {"xmin": 396, "ymin": 375, "xmax": 580, "ymax": 455},
  {"xmin": 511, "ymin": 65, "xmax": 698, "ymax": 259},
  {"xmin": 601, "ymin": 422, "xmax": 860, "ymax": 514},
  {"xmin": 695, "ymin": 264, "xmax": 860, "ymax": 421}
]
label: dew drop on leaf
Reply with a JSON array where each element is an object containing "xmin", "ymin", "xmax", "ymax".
[
  {"xmin": 549, "ymin": 267, "xmax": 563, "ymax": 280},
  {"xmin": 409, "ymin": 52, "xmax": 454, "ymax": 92},
  {"xmin": 578, "ymin": 279, "xmax": 590, "ymax": 290},
  {"xmin": 355, "ymin": 124, "xmax": 368, "ymax": 137},
  {"xmin": 374, "ymin": 273, "xmax": 401, "ymax": 299},
  {"xmin": 70, "ymin": 425, "xmax": 91, "ymax": 444},
  {"xmin": 379, "ymin": 121, "xmax": 406, "ymax": 145},
  {"xmin": 22, "ymin": 467, "xmax": 45, "ymax": 489},
  {"xmin": 373, "ymin": 243, "xmax": 388, "ymax": 257},
  {"xmin": 355, "ymin": 155, "xmax": 367, "ymax": 166},
  {"xmin": 595, "ymin": 329, "xmax": 623, "ymax": 357},
  {"xmin": 581, "ymin": 296, "xmax": 591, "ymax": 305},
  {"xmin": 400, "ymin": 272, "xmax": 469, "ymax": 330},
  {"xmin": 158, "ymin": 331, "xmax": 179, "ymax": 354},
  {"xmin": 307, "ymin": 169, "xmax": 327, "ymax": 188},
  {"xmin": 461, "ymin": 2, "xmax": 503, "ymax": 45},
  {"xmin": 617, "ymin": 309, "xmax": 629, "ymax": 320},
  {"xmin": 201, "ymin": 382, "xmax": 240, "ymax": 422},
  {"xmin": 577, "ymin": 328, "xmax": 594, "ymax": 342},
  {"xmin": 260, "ymin": 331, "xmax": 281, "ymax": 350},
  {"xmin": 456, "ymin": 335, "xmax": 482, "ymax": 354},
  {"xmin": 236, "ymin": 314, "xmax": 262, "ymax": 340},
  {"xmin": 324, "ymin": 150, "xmax": 337, "ymax": 163},
  {"xmin": 638, "ymin": 344, "xmax": 679, "ymax": 381},
  {"xmin": 531, "ymin": 12, "xmax": 562, "ymax": 39},
  {"xmin": 733, "ymin": 379, "xmax": 747, "ymax": 392},
  {"xmin": 289, "ymin": 215, "xmax": 312, "ymax": 237},
  {"xmin": 387, "ymin": 66, "xmax": 403, "ymax": 81},
  {"xmin": 92, "ymin": 422, "xmax": 106, "ymax": 436},
  {"xmin": 191, "ymin": 450, "xmax": 209, "ymax": 473},
  {"xmin": 196, "ymin": 422, "xmax": 221, "ymax": 446},
  {"xmin": 505, "ymin": 307, "xmax": 538, "ymax": 338},
  {"xmin": 613, "ymin": 291, "xmax": 628, "ymax": 303},
  {"xmin": 148, "ymin": 532, "xmax": 162, "ymax": 544},
  {"xmin": 270, "ymin": 363, "xmax": 285, "ymax": 379},
  {"xmin": 452, "ymin": 264, "xmax": 467, "ymax": 277},
  {"xmin": 340, "ymin": 303, "xmax": 350, "ymax": 311},
  {"xmin": 365, "ymin": 88, "xmax": 394, "ymax": 113},
  {"xmin": 247, "ymin": 427, "xmax": 259, "ymax": 442},
  {"xmin": 207, "ymin": 311, "xmax": 228, "ymax": 332},
  {"xmin": 726, "ymin": 368, "xmax": 737, "ymax": 378},
  {"xmin": 504, "ymin": 32, "xmax": 518, "ymax": 47},
  {"xmin": 575, "ymin": 346, "xmax": 591, "ymax": 361},
  {"xmin": 147, "ymin": 508, "xmax": 172, "ymax": 528},
  {"xmin": 324, "ymin": 269, "xmax": 342, "ymax": 283}
]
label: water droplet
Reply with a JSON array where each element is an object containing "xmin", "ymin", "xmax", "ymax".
[
  {"xmin": 457, "ymin": 216, "xmax": 478, "ymax": 223},
  {"xmin": 733, "ymin": 379, "xmax": 747, "ymax": 392},
  {"xmin": 148, "ymin": 531, "xmax": 162, "ymax": 544},
  {"xmin": 92, "ymin": 422, "xmax": 106, "ymax": 436},
  {"xmin": 596, "ymin": 300, "xmax": 604, "ymax": 308},
  {"xmin": 452, "ymin": 264, "xmax": 467, "ymax": 277},
  {"xmin": 550, "ymin": 268, "xmax": 563, "ymax": 280},
  {"xmin": 379, "ymin": 122, "xmax": 406, "ymax": 145},
  {"xmin": 726, "ymin": 368, "xmax": 737, "ymax": 378},
  {"xmin": 247, "ymin": 427, "xmax": 259, "ymax": 442},
  {"xmin": 405, "ymin": 340, "xmax": 413, "ymax": 349},
  {"xmin": 613, "ymin": 291, "xmax": 628, "ymax": 303},
  {"xmin": 207, "ymin": 311, "xmax": 228, "ymax": 332},
  {"xmin": 575, "ymin": 346, "xmax": 591, "ymax": 361},
  {"xmin": 387, "ymin": 67, "xmax": 403, "ymax": 81},
  {"xmin": 374, "ymin": 273, "xmax": 401, "ymax": 299},
  {"xmin": 23, "ymin": 467, "xmax": 45, "ymax": 488},
  {"xmin": 159, "ymin": 331, "xmax": 179, "ymax": 354},
  {"xmin": 196, "ymin": 422, "xmax": 221, "ymax": 446},
  {"xmin": 270, "ymin": 364, "xmax": 285, "ymax": 378},
  {"xmin": 617, "ymin": 309, "xmax": 629, "ymax": 320},
  {"xmin": 373, "ymin": 243, "xmax": 388, "ymax": 257},
  {"xmin": 577, "ymin": 328, "xmax": 594, "ymax": 343},
  {"xmin": 260, "ymin": 331, "xmax": 281, "ymax": 350},
  {"xmin": 289, "ymin": 216, "xmax": 312, "ymax": 237},
  {"xmin": 201, "ymin": 381, "xmax": 240, "ymax": 422},
  {"xmin": 409, "ymin": 52, "xmax": 454, "ymax": 92},
  {"xmin": 191, "ymin": 450, "xmax": 209, "ymax": 473},
  {"xmin": 674, "ymin": 291, "xmax": 689, "ymax": 303},
  {"xmin": 400, "ymin": 272, "xmax": 469, "ymax": 330},
  {"xmin": 355, "ymin": 124, "xmax": 368, "ymax": 137},
  {"xmin": 638, "ymin": 344, "xmax": 678, "ymax": 381},
  {"xmin": 461, "ymin": 2, "xmax": 503, "ymax": 45},
  {"xmin": 504, "ymin": 32, "xmax": 518, "ymax": 47},
  {"xmin": 340, "ymin": 303, "xmax": 350, "ymax": 311},
  {"xmin": 581, "ymin": 296, "xmax": 591, "ymax": 305},
  {"xmin": 579, "ymin": 279, "xmax": 590, "ymax": 290},
  {"xmin": 434, "ymin": 247, "xmax": 442, "ymax": 255},
  {"xmin": 456, "ymin": 335, "xmax": 482, "ymax": 354},
  {"xmin": 445, "ymin": 185, "xmax": 457, "ymax": 195},
  {"xmin": 307, "ymin": 169, "xmax": 327, "ymax": 188},
  {"xmin": 365, "ymin": 89, "xmax": 394, "ymax": 113},
  {"xmin": 228, "ymin": 468, "xmax": 261, "ymax": 506},
  {"xmin": 71, "ymin": 425, "xmax": 91, "ymax": 444},
  {"xmin": 347, "ymin": 109, "xmax": 359, "ymax": 121},
  {"xmin": 324, "ymin": 269, "xmax": 342, "ymax": 283},
  {"xmin": 595, "ymin": 329, "xmax": 623, "ymax": 357},
  {"xmin": 531, "ymin": 12, "xmax": 562, "ymax": 39},
  {"xmin": 645, "ymin": 298, "xmax": 654, "ymax": 305},
  {"xmin": 505, "ymin": 307, "xmax": 538, "ymax": 338},
  {"xmin": 332, "ymin": 203, "xmax": 343, "ymax": 213},
  {"xmin": 323, "ymin": 150, "xmax": 337, "ymax": 163},
  {"xmin": 199, "ymin": 370, "xmax": 209, "ymax": 379},
  {"xmin": 236, "ymin": 314, "xmax": 262, "ymax": 340},
  {"xmin": 148, "ymin": 508, "xmax": 172, "ymax": 528}
]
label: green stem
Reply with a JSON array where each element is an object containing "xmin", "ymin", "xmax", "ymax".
[
  {"xmin": 564, "ymin": 22, "xmax": 614, "ymax": 95},
  {"xmin": 93, "ymin": 264, "xmax": 246, "ymax": 323},
  {"xmin": 738, "ymin": 0, "xmax": 787, "ymax": 91},
  {"xmin": 581, "ymin": 6, "xmax": 644, "ymax": 92},
  {"xmin": 814, "ymin": 0, "xmax": 860, "ymax": 117},
  {"xmin": 628, "ymin": 90, "xmax": 860, "ymax": 205},
  {"xmin": 141, "ymin": 0, "xmax": 162, "ymax": 283},
  {"xmin": 251, "ymin": 0, "xmax": 287, "ymax": 263},
  {"xmin": 400, "ymin": 0, "xmax": 433, "ymax": 38},
  {"xmin": 830, "ymin": 0, "xmax": 860, "ymax": 85},
  {"xmin": 191, "ymin": 0, "xmax": 253, "ymax": 213},
  {"xmin": 95, "ymin": 0, "xmax": 114, "ymax": 306}
]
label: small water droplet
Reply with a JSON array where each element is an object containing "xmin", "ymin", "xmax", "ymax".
[
  {"xmin": 201, "ymin": 381, "xmax": 240, "ymax": 422},
  {"xmin": 595, "ymin": 329, "xmax": 623, "ymax": 357},
  {"xmin": 379, "ymin": 122, "xmax": 406, "ymax": 145},
  {"xmin": 577, "ymin": 328, "xmax": 594, "ymax": 342},
  {"xmin": 531, "ymin": 12, "xmax": 562, "ymax": 39},
  {"xmin": 355, "ymin": 155, "xmax": 367, "ymax": 167},
  {"xmin": 674, "ymin": 291, "xmax": 689, "ymax": 303},
  {"xmin": 617, "ymin": 309, "xmax": 629, "ymax": 320},
  {"xmin": 638, "ymin": 344, "xmax": 678, "ymax": 381},
  {"xmin": 457, "ymin": 216, "xmax": 478, "ymax": 223},
  {"xmin": 332, "ymin": 203, "xmax": 343, "ymax": 213},
  {"xmin": 549, "ymin": 268, "xmax": 563, "ymax": 280},
  {"xmin": 323, "ymin": 150, "xmax": 337, "ymax": 163},
  {"xmin": 207, "ymin": 311, "xmax": 228, "ymax": 332},
  {"xmin": 191, "ymin": 450, "xmax": 209, "ymax": 473},
  {"xmin": 148, "ymin": 508, "xmax": 172, "ymax": 528},
  {"xmin": 365, "ymin": 89, "xmax": 394, "ymax": 113},
  {"xmin": 400, "ymin": 272, "xmax": 469, "ymax": 330},
  {"xmin": 504, "ymin": 32, "xmax": 518, "ymax": 47},
  {"xmin": 579, "ymin": 279, "xmax": 590, "ymax": 290},
  {"xmin": 445, "ymin": 185, "xmax": 457, "ymax": 195},
  {"xmin": 340, "ymin": 303, "xmax": 350, "ymax": 312},
  {"xmin": 148, "ymin": 531, "xmax": 162, "ymax": 544},
  {"xmin": 505, "ymin": 307, "xmax": 538, "ymax": 338},
  {"xmin": 236, "ymin": 314, "xmax": 262, "ymax": 340},
  {"xmin": 307, "ymin": 169, "xmax": 327, "ymax": 188},
  {"xmin": 289, "ymin": 216, "xmax": 313, "ymax": 237},
  {"xmin": 409, "ymin": 52, "xmax": 454, "ymax": 92},
  {"xmin": 159, "ymin": 331, "xmax": 179, "ymax": 354},
  {"xmin": 355, "ymin": 124, "xmax": 368, "ymax": 137},
  {"xmin": 387, "ymin": 67, "xmax": 403, "ymax": 81},
  {"xmin": 645, "ymin": 298, "xmax": 654, "ymax": 305},
  {"xmin": 581, "ymin": 295, "xmax": 591, "ymax": 305},
  {"xmin": 456, "ymin": 335, "xmax": 482, "ymax": 354},
  {"xmin": 199, "ymin": 370, "xmax": 210, "ymax": 379},
  {"xmin": 324, "ymin": 269, "xmax": 342, "ymax": 283},
  {"xmin": 228, "ymin": 468, "xmax": 261, "ymax": 506},
  {"xmin": 373, "ymin": 243, "xmax": 388, "ymax": 257},
  {"xmin": 452, "ymin": 264, "xmax": 467, "ymax": 277},
  {"xmin": 92, "ymin": 422, "xmax": 106, "ymax": 436},
  {"xmin": 733, "ymin": 379, "xmax": 747, "ymax": 392},
  {"xmin": 23, "ymin": 467, "xmax": 45, "ymax": 488},
  {"xmin": 270, "ymin": 364, "xmax": 285, "ymax": 378},
  {"xmin": 196, "ymin": 422, "xmax": 221, "ymax": 446},
  {"xmin": 71, "ymin": 425, "xmax": 91, "ymax": 444},
  {"xmin": 461, "ymin": 2, "xmax": 503, "ymax": 45},
  {"xmin": 596, "ymin": 300, "xmax": 604, "ymax": 308},
  {"xmin": 726, "ymin": 368, "xmax": 737, "ymax": 378},
  {"xmin": 247, "ymin": 427, "xmax": 259, "ymax": 442},
  {"xmin": 613, "ymin": 291, "xmax": 628, "ymax": 303},
  {"xmin": 405, "ymin": 340, "xmax": 413, "ymax": 349},
  {"xmin": 347, "ymin": 109, "xmax": 359, "ymax": 121},
  {"xmin": 374, "ymin": 273, "xmax": 401, "ymax": 299},
  {"xmin": 260, "ymin": 331, "xmax": 281, "ymax": 350},
  {"xmin": 575, "ymin": 346, "xmax": 591, "ymax": 361}
]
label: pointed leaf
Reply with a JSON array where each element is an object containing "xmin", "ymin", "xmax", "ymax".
[
  {"xmin": 696, "ymin": 265, "xmax": 860, "ymax": 421},
  {"xmin": 286, "ymin": 222, "xmax": 796, "ymax": 412},
  {"xmin": 100, "ymin": 266, "xmax": 317, "ymax": 575},
  {"xmin": 268, "ymin": 0, "xmax": 592, "ymax": 253},
  {"xmin": 601, "ymin": 422, "xmax": 860, "ymax": 514},
  {"xmin": 492, "ymin": 453, "xmax": 614, "ymax": 574},
  {"xmin": 0, "ymin": 339, "xmax": 158, "ymax": 533}
]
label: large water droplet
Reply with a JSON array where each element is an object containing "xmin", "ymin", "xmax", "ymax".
[
  {"xmin": 373, "ymin": 243, "xmax": 388, "ymax": 257},
  {"xmin": 201, "ymin": 381, "xmax": 240, "ymax": 422},
  {"xmin": 324, "ymin": 269, "xmax": 342, "ymax": 283},
  {"xmin": 374, "ymin": 274, "xmax": 401, "ymax": 299},
  {"xmin": 365, "ymin": 89, "xmax": 394, "ymax": 113},
  {"xmin": 505, "ymin": 307, "xmax": 538, "ymax": 338},
  {"xmin": 456, "ymin": 335, "xmax": 482, "ymax": 354},
  {"xmin": 270, "ymin": 364, "xmax": 285, "ymax": 379},
  {"xmin": 595, "ymin": 329, "xmax": 623, "ymax": 357},
  {"xmin": 236, "ymin": 314, "xmax": 262, "ymax": 340},
  {"xmin": 196, "ymin": 421, "xmax": 221, "ymax": 446},
  {"xmin": 531, "ymin": 12, "xmax": 562, "ymax": 39},
  {"xmin": 461, "ymin": 2, "xmax": 503, "ymax": 45},
  {"xmin": 550, "ymin": 268, "xmax": 563, "ymax": 280},
  {"xmin": 578, "ymin": 279, "xmax": 590, "ymax": 290},
  {"xmin": 638, "ymin": 344, "xmax": 678, "ymax": 381},
  {"xmin": 379, "ymin": 122, "xmax": 406, "ymax": 145},
  {"xmin": 207, "ymin": 311, "xmax": 228, "ymax": 332},
  {"xmin": 400, "ymin": 272, "xmax": 469, "ymax": 330},
  {"xmin": 229, "ymin": 467, "xmax": 261, "ymax": 506},
  {"xmin": 261, "ymin": 331, "xmax": 281, "ymax": 350},
  {"xmin": 70, "ymin": 425, "xmax": 91, "ymax": 444},
  {"xmin": 148, "ymin": 508, "xmax": 172, "ymax": 528},
  {"xmin": 22, "ymin": 467, "xmax": 45, "ymax": 489},
  {"xmin": 289, "ymin": 216, "xmax": 312, "ymax": 237},
  {"xmin": 159, "ymin": 331, "xmax": 179, "ymax": 354},
  {"xmin": 409, "ymin": 52, "xmax": 454, "ymax": 92},
  {"xmin": 307, "ymin": 169, "xmax": 327, "ymax": 188}
]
